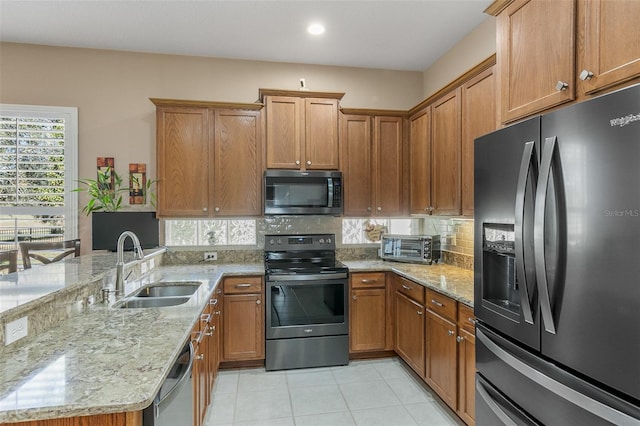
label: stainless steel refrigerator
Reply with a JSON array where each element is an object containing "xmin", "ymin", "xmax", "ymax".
[{"xmin": 474, "ymin": 84, "xmax": 640, "ymax": 425}]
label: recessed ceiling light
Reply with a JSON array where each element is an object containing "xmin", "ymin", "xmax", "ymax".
[{"xmin": 307, "ymin": 23, "xmax": 326, "ymax": 36}]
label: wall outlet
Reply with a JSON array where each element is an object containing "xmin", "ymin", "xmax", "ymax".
[
  {"xmin": 204, "ymin": 252, "xmax": 217, "ymax": 261},
  {"xmin": 5, "ymin": 316, "xmax": 28, "ymax": 345}
]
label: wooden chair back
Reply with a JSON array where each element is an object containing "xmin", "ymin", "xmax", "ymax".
[
  {"xmin": 19, "ymin": 239, "xmax": 81, "ymax": 269},
  {"xmin": 0, "ymin": 250, "xmax": 18, "ymax": 274}
]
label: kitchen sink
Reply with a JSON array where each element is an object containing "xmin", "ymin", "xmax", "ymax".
[
  {"xmin": 132, "ymin": 281, "xmax": 201, "ymax": 298},
  {"xmin": 115, "ymin": 296, "xmax": 191, "ymax": 309}
]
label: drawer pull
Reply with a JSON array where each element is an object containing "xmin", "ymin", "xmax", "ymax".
[
  {"xmin": 448, "ymin": 330, "xmax": 455, "ymax": 336},
  {"xmin": 235, "ymin": 283, "xmax": 253, "ymax": 288},
  {"xmin": 361, "ymin": 279, "xmax": 377, "ymax": 284},
  {"xmin": 401, "ymin": 284, "xmax": 411, "ymax": 291},
  {"xmin": 256, "ymin": 299, "xmax": 262, "ymax": 305},
  {"xmin": 456, "ymin": 336, "xmax": 464, "ymax": 343},
  {"xmin": 468, "ymin": 317, "xmax": 477, "ymax": 325},
  {"xmin": 200, "ymin": 313, "xmax": 211, "ymax": 323},
  {"xmin": 210, "ymin": 299, "xmax": 218, "ymax": 306},
  {"xmin": 431, "ymin": 299, "xmax": 444, "ymax": 308},
  {"xmin": 417, "ymin": 310, "xmax": 423, "ymax": 316}
]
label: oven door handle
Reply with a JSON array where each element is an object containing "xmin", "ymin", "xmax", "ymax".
[{"xmin": 268, "ymin": 272, "xmax": 348, "ymax": 281}]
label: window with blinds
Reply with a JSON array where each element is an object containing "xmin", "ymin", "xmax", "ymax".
[{"xmin": 0, "ymin": 105, "xmax": 78, "ymax": 253}]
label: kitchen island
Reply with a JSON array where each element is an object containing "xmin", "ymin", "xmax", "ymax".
[{"xmin": 0, "ymin": 254, "xmax": 472, "ymax": 424}]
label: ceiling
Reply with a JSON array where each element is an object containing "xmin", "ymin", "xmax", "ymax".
[{"xmin": 0, "ymin": 0, "xmax": 492, "ymax": 72}]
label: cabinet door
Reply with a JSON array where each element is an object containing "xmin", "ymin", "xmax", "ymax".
[
  {"xmin": 212, "ymin": 109, "xmax": 262, "ymax": 216},
  {"xmin": 265, "ymin": 96, "xmax": 302, "ymax": 169},
  {"xmin": 457, "ymin": 327, "xmax": 476, "ymax": 426},
  {"xmin": 192, "ymin": 328, "xmax": 207, "ymax": 426},
  {"xmin": 431, "ymin": 88, "xmax": 461, "ymax": 216},
  {"xmin": 409, "ymin": 107, "xmax": 432, "ymax": 215},
  {"xmin": 498, "ymin": 0, "xmax": 575, "ymax": 122},
  {"xmin": 373, "ymin": 116, "xmax": 404, "ymax": 216},
  {"xmin": 223, "ymin": 293, "xmax": 265, "ymax": 361},
  {"xmin": 157, "ymin": 107, "xmax": 210, "ymax": 217},
  {"xmin": 395, "ymin": 291, "xmax": 425, "ymax": 376},
  {"xmin": 461, "ymin": 66, "xmax": 496, "ymax": 217},
  {"xmin": 350, "ymin": 288, "xmax": 387, "ymax": 352},
  {"xmin": 580, "ymin": 0, "xmax": 640, "ymax": 94},
  {"xmin": 340, "ymin": 114, "xmax": 373, "ymax": 216},
  {"xmin": 425, "ymin": 311, "xmax": 458, "ymax": 410},
  {"xmin": 305, "ymin": 98, "xmax": 339, "ymax": 169}
]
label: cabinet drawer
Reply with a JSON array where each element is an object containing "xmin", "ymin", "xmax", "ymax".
[
  {"xmin": 223, "ymin": 276, "xmax": 263, "ymax": 294},
  {"xmin": 351, "ymin": 272, "xmax": 386, "ymax": 289},
  {"xmin": 457, "ymin": 303, "xmax": 476, "ymax": 334},
  {"xmin": 395, "ymin": 275, "xmax": 425, "ymax": 305},
  {"xmin": 426, "ymin": 289, "xmax": 457, "ymax": 322}
]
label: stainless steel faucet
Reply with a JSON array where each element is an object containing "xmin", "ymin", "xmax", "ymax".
[{"xmin": 115, "ymin": 231, "xmax": 144, "ymax": 296}]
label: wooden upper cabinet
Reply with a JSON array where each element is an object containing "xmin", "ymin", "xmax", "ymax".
[
  {"xmin": 152, "ymin": 99, "xmax": 263, "ymax": 218},
  {"xmin": 373, "ymin": 115, "xmax": 404, "ymax": 216},
  {"xmin": 156, "ymin": 107, "xmax": 210, "ymax": 217},
  {"xmin": 409, "ymin": 107, "xmax": 432, "ymax": 215},
  {"xmin": 461, "ymin": 66, "xmax": 497, "ymax": 217},
  {"xmin": 340, "ymin": 114, "xmax": 373, "ymax": 216},
  {"xmin": 263, "ymin": 90, "xmax": 342, "ymax": 170},
  {"xmin": 579, "ymin": 0, "xmax": 640, "ymax": 94},
  {"xmin": 431, "ymin": 88, "xmax": 461, "ymax": 216},
  {"xmin": 212, "ymin": 109, "xmax": 262, "ymax": 216},
  {"xmin": 497, "ymin": 0, "xmax": 576, "ymax": 123}
]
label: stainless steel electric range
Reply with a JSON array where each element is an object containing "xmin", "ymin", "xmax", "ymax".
[{"xmin": 264, "ymin": 234, "xmax": 349, "ymax": 371}]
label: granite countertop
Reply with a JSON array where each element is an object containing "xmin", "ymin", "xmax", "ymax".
[
  {"xmin": 0, "ymin": 256, "xmax": 472, "ymax": 423},
  {"xmin": 343, "ymin": 260, "xmax": 474, "ymax": 306},
  {"xmin": 0, "ymin": 262, "xmax": 263, "ymax": 423}
]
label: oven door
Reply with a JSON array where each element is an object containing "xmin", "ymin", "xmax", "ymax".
[{"xmin": 266, "ymin": 275, "xmax": 349, "ymax": 340}]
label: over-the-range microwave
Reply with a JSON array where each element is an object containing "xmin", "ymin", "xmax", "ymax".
[
  {"xmin": 264, "ymin": 170, "xmax": 342, "ymax": 216},
  {"xmin": 380, "ymin": 234, "xmax": 441, "ymax": 265}
]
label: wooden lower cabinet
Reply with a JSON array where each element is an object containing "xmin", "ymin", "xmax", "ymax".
[
  {"xmin": 192, "ymin": 324, "xmax": 208, "ymax": 426},
  {"xmin": 394, "ymin": 291, "xmax": 425, "ymax": 377},
  {"xmin": 349, "ymin": 272, "xmax": 392, "ymax": 353},
  {"xmin": 222, "ymin": 276, "xmax": 265, "ymax": 361},
  {"xmin": 457, "ymin": 327, "xmax": 476, "ymax": 425},
  {"xmin": 9, "ymin": 412, "xmax": 142, "ymax": 426},
  {"xmin": 425, "ymin": 310, "xmax": 458, "ymax": 410}
]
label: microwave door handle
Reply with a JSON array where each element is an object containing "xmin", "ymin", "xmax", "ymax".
[
  {"xmin": 534, "ymin": 136, "xmax": 557, "ymax": 335},
  {"xmin": 515, "ymin": 141, "xmax": 536, "ymax": 325},
  {"xmin": 327, "ymin": 178, "xmax": 334, "ymax": 207}
]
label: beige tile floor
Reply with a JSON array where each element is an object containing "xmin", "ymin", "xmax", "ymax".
[{"xmin": 205, "ymin": 357, "xmax": 465, "ymax": 426}]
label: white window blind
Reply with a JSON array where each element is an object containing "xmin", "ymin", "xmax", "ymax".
[{"xmin": 0, "ymin": 105, "xmax": 78, "ymax": 251}]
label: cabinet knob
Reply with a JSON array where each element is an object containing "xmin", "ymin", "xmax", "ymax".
[
  {"xmin": 256, "ymin": 299, "xmax": 262, "ymax": 305},
  {"xmin": 579, "ymin": 70, "xmax": 594, "ymax": 81},
  {"xmin": 202, "ymin": 207, "xmax": 208, "ymax": 212},
  {"xmin": 417, "ymin": 310, "xmax": 423, "ymax": 315},
  {"xmin": 306, "ymin": 160, "xmax": 312, "ymax": 166},
  {"xmin": 196, "ymin": 354, "xmax": 205, "ymax": 360},
  {"xmin": 555, "ymin": 81, "xmax": 569, "ymax": 91},
  {"xmin": 367, "ymin": 207, "xmax": 372, "ymax": 212},
  {"xmin": 377, "ymin": 206, "xmax": 382, "ymax": 212},
  {"xmin": 352, "ymin": 295, "xmax": 357, "ymax": 300},
  {"xmin": 448, "ymin": 330, "xmax": 455, "ymax": 336},
  {"xmin": 456, "ymin": 336, "xmax": 464, "ymax": 343},
  {"xmin": 429, "ymin": 206, "xmax": 434, "ymax": 212},
  {"xmin": 295, "ymin": 160, "xmax": 301, "ymax": 165},
  {"xmin": 215, "ymin": 207, "xmax": 220, "ymax": 212}
]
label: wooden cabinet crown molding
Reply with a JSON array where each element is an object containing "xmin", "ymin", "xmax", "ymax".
[
  {"xmin": 340, "ymin": 107, "xmax": 409, "ymax": 117},
  {"xmin": 258, "ymin": 88, "xmax": 345, "ymax": 102},
  {"xmin": 150, "ymin": 98, "xmax": 263, "ymax": 110},
  {"xmin": 408, "ymin": 55, "xmax": 496, "ymax": 116},
  {"xmin": 484, "ymin": 0, "xmax": 515, "ymax": 16}
]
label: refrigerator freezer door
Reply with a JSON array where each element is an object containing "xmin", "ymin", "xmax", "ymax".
[
  {"xmin": 539, "ymin": 84, "xmax": 640, "ymax": 400},
  {"xmin": 474, "ymin": 116, "xmax": 541, "ymax": 350},
  {"xmin": 476, "ymin": 325, "xmax": 640, "ymax": 425}
]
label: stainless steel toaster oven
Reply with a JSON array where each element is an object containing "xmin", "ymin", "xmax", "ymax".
[{"xmin": 380, "ymin": 234, "xmax": 441, "ymax": 265}]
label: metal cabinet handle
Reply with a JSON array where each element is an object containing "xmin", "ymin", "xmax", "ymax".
[
  {"xmin": 468, "ymin": 317, "xmax": 477, "ymax": 325},
  {"xmin": 202, "ymin": 207, "xmax": 208, "ymax": 212},
  {"xmin": 235, "ymin": 283, "xmax": 252, "ymax": 288},
  {"xmin": 448, "ymin": 330, "xmax": 455, "ymax": 336},
  {"xmin": 377, "ymin": 206, "xmax": 382, "ymax": 212},
  {"xmin": 214, "ymin": 207, "xmax": 220, "ymax": 212},
  {"xmin": 306, "ymin": 160, "xmax": 312, "ymax": 166},
  {"xmin": 200, "ymin": 313, "xmax": 211, "ymax": 323},
  {"xmin": 196, "ymin": 354, "xmax": 205, "ymax": 360},
  {"xmin": 361, "ymin": 279, "xmax": 376, "ymax": 284},
  {"xmin": 214, "ymin": 310, "xmax": 221, "ymax": 315},
  {"xmin": 456, "ymin": 336, "xmax": 464, "ymax": 343},
  {"xmin": 352, "ymin": 295, "xmax": 357, "ymax": 300},
  {"xmin": 367, "ymin": 207, "xmax": 372, "ymax": 212},
  {"xmin": 210, "ymin": 299, "xmax": 218, "ymax": 306},
  {"xmin": 295, "ymin": 160, "xmax": 301, "ymax": 165},
  {"xmin": 579, "ymin": 69, "xmax": 594, "ymax": 81},
  {"xmin": 256, "ymin": 299, "xmax": 262, "ymax": 305},
  {"xmin": 555, "ymin": 81, "xmax": 569, "ymax": 91},
  {"xmin": 417, "ymin": 311, "xmax": 423, "ymax": 315},
  {"xmin": 431, "ymin": 299, "xmax": 444, "ymax": 308},
  {"xmin": 401, "ymin": 284, "xmax": 411, "ymax": 291}
]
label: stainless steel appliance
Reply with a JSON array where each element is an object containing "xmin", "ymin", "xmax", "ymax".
[
  {"xmin": 380, "ymin": 234, "xmax": 441, "ymax": 264},
  {"xmin": 142, "ymin": 339, "xmax": 194, "ymax": 426},
  {"xmin": 264, "ymin": 234, "xmax": 349, "ymax": 371},
  {"xmin": 474, "ymin": 84, "xmax": 640, "ymax": 425},
  {"xmin": 264, "ymin": 170, "xmax": 342, "ymax": 216}
]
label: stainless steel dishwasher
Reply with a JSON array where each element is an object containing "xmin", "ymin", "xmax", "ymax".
[{"xmin": 142, "ymin": 339, "xmax": 194, "ymax": 426}]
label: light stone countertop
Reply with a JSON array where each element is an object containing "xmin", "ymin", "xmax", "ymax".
[
  {"xmin": 0, "ymin": 257, "xmax": 472, "ymax": 423},
  {"xmin": 343, "ymin": 260, "xmax": 474, "ymax": 307}
]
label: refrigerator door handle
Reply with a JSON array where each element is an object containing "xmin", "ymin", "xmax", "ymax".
[
  {"xmin": 476, "ymin": 379, "xmax": 520, "ymax": 426},
  {"xmin": 534, "ymin": 136, "xmax": 557, "ymax": 334},
  {"xmin": 515, "ymin": 140, "xmax": 537, "ymax": 325},
  {"xmin": 477, "ymin": 328, "xmax": 640, "ymax": 426}
]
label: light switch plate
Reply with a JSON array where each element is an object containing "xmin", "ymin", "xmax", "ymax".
[{"xmin": 5, "ymin": 316, "xmax": 28, "ymax": 345}]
